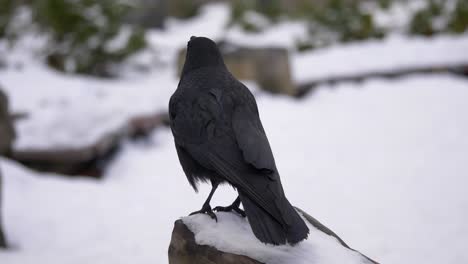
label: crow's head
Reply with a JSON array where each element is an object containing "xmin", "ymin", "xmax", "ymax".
[{"xmin": 182, "ymin": 36, "xmax": 226, "ymax": 75}]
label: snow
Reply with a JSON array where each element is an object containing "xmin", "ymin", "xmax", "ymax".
[
  {"xmin": 1, "ymin": 74, "xmax": 468, "ymax": 264},
  {"xmin": 183, "ymin": 212, "xmax": 368, "ymax": 264},
  {"xmin": 105, "ymin": 26, "xmax": 134, "ymax": 53},
  {"xmin": 293, "ymin": 33, "xmax": 468, "ymax": 83},
  {"xmin": 1, "ymin": 2, "xmax": 468, "ymax": 264}
]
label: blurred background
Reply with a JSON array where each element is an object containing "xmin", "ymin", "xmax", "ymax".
[{"xmin": 0, "ymin": 0, "xmax": 467, "ymax": 263}]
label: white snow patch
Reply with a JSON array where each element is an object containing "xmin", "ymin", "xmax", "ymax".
[
  {"xmin": 293, "ymin": 34, "xmax": 468, "ymax": 83},
  {"xmin": 105, "ymin": 26, "xmax": 133, "ymax": 53},
  {"xmin": 183, "ymin": 212, "xmax": 367, "ymax": 264}
]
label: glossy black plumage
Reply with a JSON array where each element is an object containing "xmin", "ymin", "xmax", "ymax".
[{"xmin": 169, "ymin": 36, "xmax": 309, "ymax": 245}]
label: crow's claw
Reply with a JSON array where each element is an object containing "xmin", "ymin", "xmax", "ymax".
[
  {"xmin": 214, "ymin": 205, "xmax": 246, "ymax": 218},
  {"xmin": 189, "ymin": 204, "xmax": 218, "ymax": 222}
]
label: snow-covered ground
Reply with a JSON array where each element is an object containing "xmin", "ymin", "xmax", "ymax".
[
  {"xmin": 1, "ymin": 3, "xmax": 468, "ymax": 264},
  {"xmin": 1, "ymin": 74, "xmax": 468, "ymax": 264}
]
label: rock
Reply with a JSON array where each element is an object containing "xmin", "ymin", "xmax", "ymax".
[
  {"xmin": 128, "ymin": 112, "xmax": 169, "ymax": 139},
  {"xmin": 0, "ymin": 88, "xmax": 16, "ymax": 156},
  {"xmin": 10, "ymin": 111, "xmax": 168, "ymax": 177},
  {"xmin": 169, "ymin": 219, "xmax": 263, "ymax": 264},
  {"xmin": 0, "ymin": 166, "xmax": 6, "ymax": 248},
  {"xmin": 169, "ymin": 208, "xmax": 379, "ymax": 264},
  {"xmin": 178, "ymin": 42, "xmax": 295, "ymax": 95},
  {"xmin": 250, "ymin": 47, "xmax": 294, "ymax": 95}
]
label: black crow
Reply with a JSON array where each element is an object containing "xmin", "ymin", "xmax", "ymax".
[{"xmin": 169, "ymin": 36, "xmax": 309, "ymax": 245}]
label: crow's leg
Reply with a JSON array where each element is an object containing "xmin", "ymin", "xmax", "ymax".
[
  {"xmin": 189, "ymin": 181, "xmax": 219, "ymax": 221},
  {"xmin": 214, "ymin": 196, "xmax": 246, "ymax": 217}
]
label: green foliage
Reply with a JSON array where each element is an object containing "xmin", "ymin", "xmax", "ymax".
[
  {"xmin": 309, "ymin": 0, "xmax": 384, "ymax": 43},
  {"xmin": 0, "ymin": 0, "xmax": 14, "ymax": 38},
  {"xmin": 295, "ymin": 39, "xmax": 315, "ymax": 52},
  {"xmin": 256, "ymin": 0, "xmax": 282, "ymax": 21},
  {"xmin": 231, "ymin": 0, "xmax": 252, "ymax": 22},
  {"xmin": 231, "ymin": 0, "xmax": 468, "ymax": 52},
  {"xmin": 0, "ymin": 0, "xmax": 146, "ymax": 77},
  {"xmin": 409, "ymin": 0, "xmax": 444, "ymax": 36},
  {"xmin": 170, "ymin": 0, "xmax": 199, "ymax": 19},
  {"xmin": 231, "ymin": 0, "xmax": 275, "ymax": 32},
  {"xmin": 448, "ymin": 0, "xmax": 468, "ymax": 33},
  {"xmin": 410, "ymin": 9, "xmax": 435, "ymax": 36},
  {"xmin": 232, "ymin": 0, "xmax": 282, "ymax": 22},
  {"xmin": 31, "ymin": 0, "xmax": 146, "ymax": 77},
  {"xmin": 410, "ymin": 0, "xmax": 468, "ymax": 36},
  {"xmin": 239, "ymin": 19, "xmax": 263, "ymax": 33},
  {"xmin": 231, "ymin": 0, "xmax": 385, "ymax": 51},
  {"xmin": 296, "ymin": 0, "xmax": 385, "ymax": 50},
  {"xmin": 377, "ymin": 0, "xmax": 392, "ymax": 9}
]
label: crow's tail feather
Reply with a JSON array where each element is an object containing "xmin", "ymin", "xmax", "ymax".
[{"xmin": 239, "ymin": 191, "xmax": 309, "ymax": 245}]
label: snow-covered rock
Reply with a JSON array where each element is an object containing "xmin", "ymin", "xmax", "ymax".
[
  {"xmin": 292, "ymin": 34, "xmax": 468, "ymax": 84},
  {"xmin": 9, "ymin": 111, "xmax": 168, "ymax": 177},
  {"xmin": 169, "ymin": 219, "xmax": 262, "ymax": 264},
  {"xmin": 174, "ymin": 209, "xmax": 377, "ymax": 264}
]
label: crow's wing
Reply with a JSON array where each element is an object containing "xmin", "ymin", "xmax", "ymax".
[{"xmin": 231, "ymin": 89, "xmax": 276, "ymax": 173}]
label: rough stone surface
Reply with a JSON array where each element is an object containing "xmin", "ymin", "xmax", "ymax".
[
  {"xmin": 0, "ymin": 88, "xmax": 15, "ymax": 156},
  {"xmin": 250, "ymin": 47, "xmax": 294, "ymax": 95},
  {"xmin": 168, "ymin": 220, "xmax": 263, "ymax": 264},
  {"xmin": 178, "ymin": 42, "xmax": 295, "ymax": 95}
]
